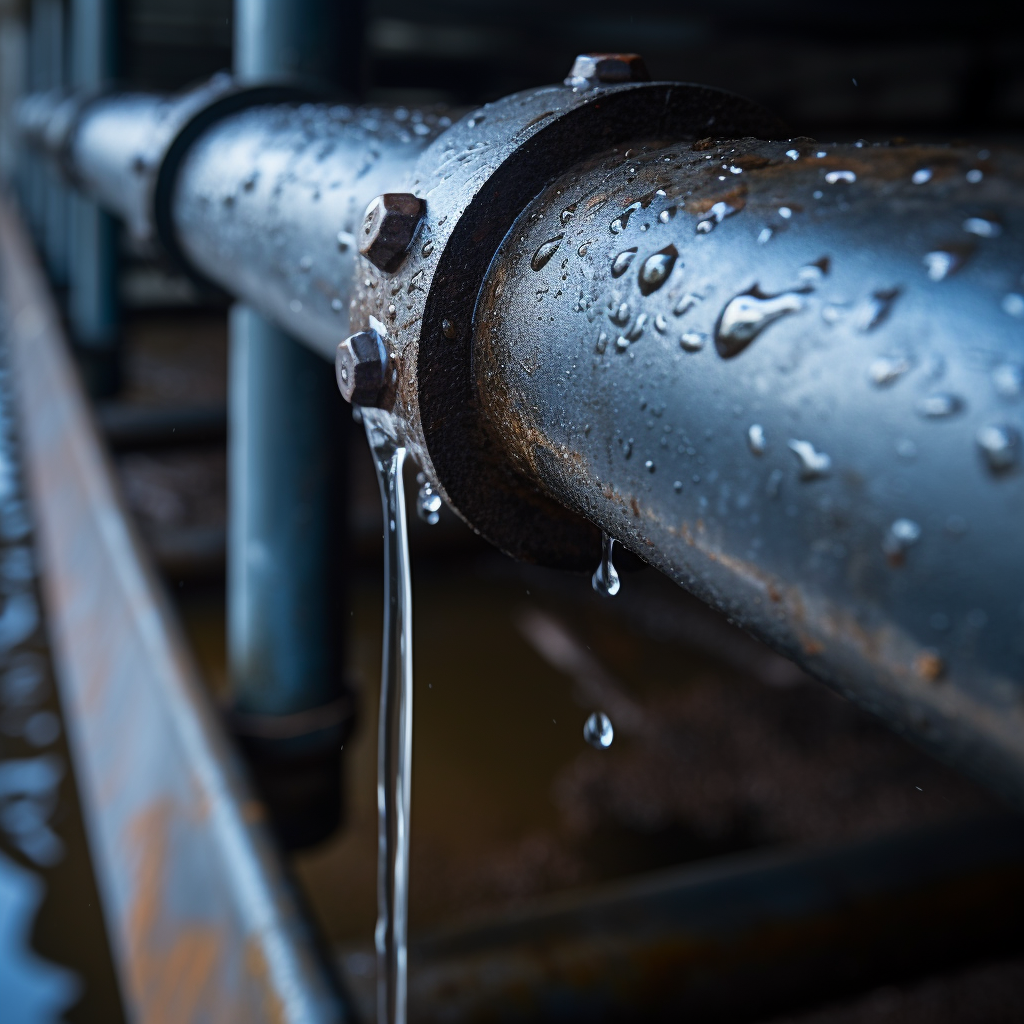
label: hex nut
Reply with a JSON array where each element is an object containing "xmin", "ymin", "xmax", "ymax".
[
  {"xmin": 564, "ymin": 53, "xmax": 650, "ymax": 90},
  {"xmin": 358, "ymin": 192, "xmax": 426, "ymax": 272},
  {"xmin": 336, "ymin": 328, "xmax": 389, "ymax": 406}
]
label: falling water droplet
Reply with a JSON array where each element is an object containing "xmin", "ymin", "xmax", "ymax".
[
  {"xmin": 583, "ymin": 711, "xmax": 615, "ymax": 749},
  {"xmin": 532, "ymin": 234, "xmax": 564, "ymax": 271},
  {"xmin": 638, "ymin": 245, "xmax": 678, "ymax": 295},
  {"xmin": 417, "ymin": 481, "xmax": 442, "ymax": 524},
  {"xmin": 869, "ymin": 354, "xmax": 912, "ymax": 386},
  {"xmin": 825, "ymin": 170, "xmax": 856, "ymax": 184},
  {"xmin": 680, "ymin": 331, "xmax": 707, "ymax": 352},
  {"xmin": 883, "ymin": 518, "xmax": 921, "ymax": 563},
  {"xmin": 912, "ymin": 168, "xmax": 933, "ymax": 184},
  {"xmin": 611, "ymin": 248, "xmax": 638, "ymax": 277},
  {"xmin": 976, "ymin": 424, "xmax": 1021, "ymax": 473},
  {"xmin": 788, "ymin": 439, "xmax": 831, "ymax": 479},
  {"xmin": 592, "ymin": 533, "xmax": 620, "ymax": 597},
  {"xmin": 747, "ymin": 424, "xmax": 766, "ymax": 454},
  {"xmin": 715, "ymin": 289, "xmax": 805, "ymax": 358},
  {"xmin": 916, "ymin": 393, "xmax": 964, "ymax": 418}
]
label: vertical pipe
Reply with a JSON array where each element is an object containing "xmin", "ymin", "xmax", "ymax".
[
  {"xmin": 69, "ymin": 0, "xmax": 120, "ymax": 395},
  {"xmin": 229, "ymin": 0, "xmax": 360, "ymax": 848}
]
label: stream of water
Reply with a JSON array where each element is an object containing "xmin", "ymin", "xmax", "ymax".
[{"xmin": 365, "ymin": 411, "xmax": 414, "ymax": 1024}]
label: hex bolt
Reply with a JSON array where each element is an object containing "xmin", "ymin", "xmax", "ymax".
[
  {"xmin": 358, "ymin": 192, "xmax": 426, "ymax": 273},
  {"xmin": 564, "ymin": 53, "xmax": 650, "ymax": 90},
  {"xmin": 336, "ymin": 328, "xmax": 389, "ymax": 407}
]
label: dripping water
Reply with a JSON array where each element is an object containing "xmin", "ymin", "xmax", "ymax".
[
  {"xmin": 592, "ymin": 532, "xmax": 620, "ymax": 597},
  {"xmin": 365, "ymin": 412, "xmax": 414, "ymax": 1024}
]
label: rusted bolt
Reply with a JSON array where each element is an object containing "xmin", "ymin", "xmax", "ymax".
[
  {"xmin": 564, "ymin": 53, "xmax": 650, "ymax": 90},
  {"xmin": 358, "ymin": 192, "xmax": 425, "ymax": 272},
  {"xmin": 336, "ymin": 328, "xmax": 389, "ymax": 406}
]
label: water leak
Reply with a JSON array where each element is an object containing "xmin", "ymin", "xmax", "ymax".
[
  {"xmin": 365, "ymin": 413, "xmax": 414, "ymax": 1024},
  {"xmin": 976, "ymin": 424, "xmax": 1021, "ymax": 473},
  {"xmin": 583, "ymin": 711, "xmax": 615, "ymax": 749},
  {"xmin": 638, "ymin": 246, "xmax": 678, "ymax": 295},
  {"xmin": 788, "ymin": 439, "xmax": 831, "ymax": 479},
  {"xmin": 532, "ymin": 235, "xmax": 564, "ymax": 271},
  {"xmin": 611, "ymin": 248, "xmax": 637, "ymax": 278},
  {"xmin": 715, "ymin": 289, "xmax": 805, "ymax": 358},
  {"xmin": 592, "ymin": 533, "xmax": 620, "ymax": 597}
]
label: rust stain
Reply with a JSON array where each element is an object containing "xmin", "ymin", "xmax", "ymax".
[
  {"xmin": 915, "ymin": 650, "xmax": 946, "ymax": 683},
  {"xmin": 687, "ymin": 184, "xmax": 748, "ymax": 215},
  {"xmin": 125, "ymin": 802, "xmax": 232, "ymax": 1024}
]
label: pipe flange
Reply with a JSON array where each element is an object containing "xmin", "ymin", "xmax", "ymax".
[{"xmin": 353, "ymin": 75, "xmax": 786, "ymax": 569}]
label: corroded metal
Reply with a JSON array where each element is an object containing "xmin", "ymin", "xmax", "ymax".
[{"xmin": 0, "ymin": 196, "xmax": 347, "ymax": 1023}]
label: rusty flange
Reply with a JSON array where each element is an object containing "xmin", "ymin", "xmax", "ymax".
[{"xmin": 350, "ymin": 70, "xmax": 787, "ymax": 568}]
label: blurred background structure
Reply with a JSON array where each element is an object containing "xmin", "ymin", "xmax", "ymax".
[{"xmin": 1, "ymin": 1, "xmax": 1024, "ymax": 1022}]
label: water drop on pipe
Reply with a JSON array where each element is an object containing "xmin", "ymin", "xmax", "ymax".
[{"xmin": 592, "ymin": 533, "xmax": 620, "ymax": 597}]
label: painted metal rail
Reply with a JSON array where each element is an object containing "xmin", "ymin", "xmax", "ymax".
[
  {"xmin": 0, "ymin": 193, "xmax": 347, "ymax": 1023},
  {"xmin": 15, "ymin": 63, "xmax": 1024, "ymax": 805}
]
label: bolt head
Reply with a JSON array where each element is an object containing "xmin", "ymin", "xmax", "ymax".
[
  {"xmin": 564, "ymin": 53, "xmax": 650, "ymax": 90},
  {"xmin": 358, "ymin": 193, "xmax": 426, "ymax": 272},
  {"xmin": 336, "ymin": 328, "xmax": 389, "ymax": 406}
]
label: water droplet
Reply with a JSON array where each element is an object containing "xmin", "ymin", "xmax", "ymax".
[
  {"xmin": 442, "ymin": 318, "xmax": 457, "ymax": 339},
  {"xmin": 1002, "ymin": 293, "xmax": 1024, "ymax": 317},
  {"xmin": 421, "ymin": 240, "xmax": 434, "ymax": 257},
  {"xmin": 853, "ymin": 288, "xmax": 900, "ymax": 331},
  {"xmin": 924, "ymin": 249, "xmax": 966, "ymax": 281},
  {"xmin": 560, "ymin": 203, "xmax": 578, "ymax": 225},
  {"xmin": 912, "ymin": 168, "xmax": 933, "ymax": 184},
  {"xmin": 869, "ymin": 354, "xmax": 912, "ymax": 386},
  {"xmin": 976, "ymin": 424, "xmax": 1021, "ymax": 473},
  {"xmin": 916, "ymin": 393, "xmax": 964, "ymax": 418},
  {"xmin": 786, "ymin": 149, "xmax": 800, "ymax": 160},
  {"xmin": 644, "ymin": 459, "xmax": 656, "ymax": 472},
  {"xmin": 654, "ymin": 314, "xmax": 668, "ymax": 333},
  {"xmin": 812, "ymin": 190, "xmax": 824, "ymax": 199},
  {"xmin": 610, "ymin": 201, "xmax": 642, "ymax": 234},
  {"xmin": 658, "ymin": 206, "xmax": 677, "ymax": 223},
  {"xmin": 611, "ymin": 248, "xmax": 638, "ymax": 277},
  {"xmin": 993, "ymin": 363, "xmax": 1023, "ymax": 398},
  {"xmin": 680, "ymin": 331, "xmax": 707, "ymax": 352},
  {"xmin": 583, "ymin": 711, "xmax": 615, "ymax": 749},
  {"xmin": 532, "ymin": 235, "xmax": 564, "ymax": 271},
  {"xmin": 331, "ymin": 297, "xmax": 344, "ymax": 312},
  {"xmin": 615, "ymin": 335, "xmax": 630, "ymax": 351},
  {"xmin": 592, "ymin": 533, "xmax": 620, "ymax": 597},
  {"xmin": 788, "ymin": 439, "xmax": 831, "ymax": 479},
  {"xmin": 673, "ymin": 480, "xmax": 683, "ymax": 493},
  {"xmin": 337, "ymin": 230, "xmax": 355, "ymax": 252},
  {"xmin": 715, "ymin": 289, "xmax": 805, "ymax": 358},
  {"xmin": 289, "ymin": 299, "xmax": 302, "ymax": 312},
  {"xmin": 747, "ymin": 424, "xmax": 766, "ymax": 454},
  {"xmin": 963, "ymin": 217, "xmax": 1001, "ymax": 237},
  {"xmin": 609, "ymin": 302, "xmax": 631, "ymax": 326},
  {"xmin": 883, "ymin": 518, "xmax": 921, "ymax": 563},
  {"xmin": 417, "ymin": 481, "xmax": 442, "ymax": 524},
  {"xmin": 798, "ymin": 257, "xmax": 830, "ymax": 285},
  {"xmin": 674, "ymin": 293, "xmax": 702, "ymax": 316},
  {"xmin": 299, "ymin": 255, "xmax": 313, "ymax": 271},
  {"xmin": 778, "ymin": 206, "xmax": 793, "ymax": 219},
  {"xmin": 578, "ymin": 242, "xmax": 591, "ymax": 257},
  {"xmin": 696, "ymin": 201, "xmax": 739, "ymax": 233},
  {"xmin": 896, "ymin": 438, "xmax": 917, "ymax": 459},
  {"xmin": 638, "ymin": 245, "xmax": 678, "ymax": 295},
  {"xmin": 626, "ymin": 313, "xmax": 647, "ymax": 341},
  {"xmin": 825, "ymin": 170, "xmax": 856, "ymax": 184},
  {"xmin": 757, "ymin": 228, "xmax": 773, "ymax": 244},
  {"xmin": 595, "ymin": 332, "xmax": 608, "ymax": 354},
  {"xmin": 966, "ymin": 168, "xmax": 983, "ymax": 183}
]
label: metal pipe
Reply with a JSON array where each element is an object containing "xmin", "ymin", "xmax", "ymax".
[{"xmin": 469, "ymin": 136, "xmax": 1024, "ymax": 799}]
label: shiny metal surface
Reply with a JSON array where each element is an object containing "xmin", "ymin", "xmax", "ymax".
[
  {"xmin": 0, "ymin": 195, "xmax": 348, "ymax": 1023},
  {"xmin": 473, "ymin": 137, "xmax": 1024, "ymax": 798}
]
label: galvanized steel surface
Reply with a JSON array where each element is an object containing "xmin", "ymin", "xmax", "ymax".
[
  {"xmin": 0, "ymin": 195, "xmax": 346, "ymax": 1023},
  {"xmin": 474, "ymin": 138, "xmax": 1024, "ymax": 798}
]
